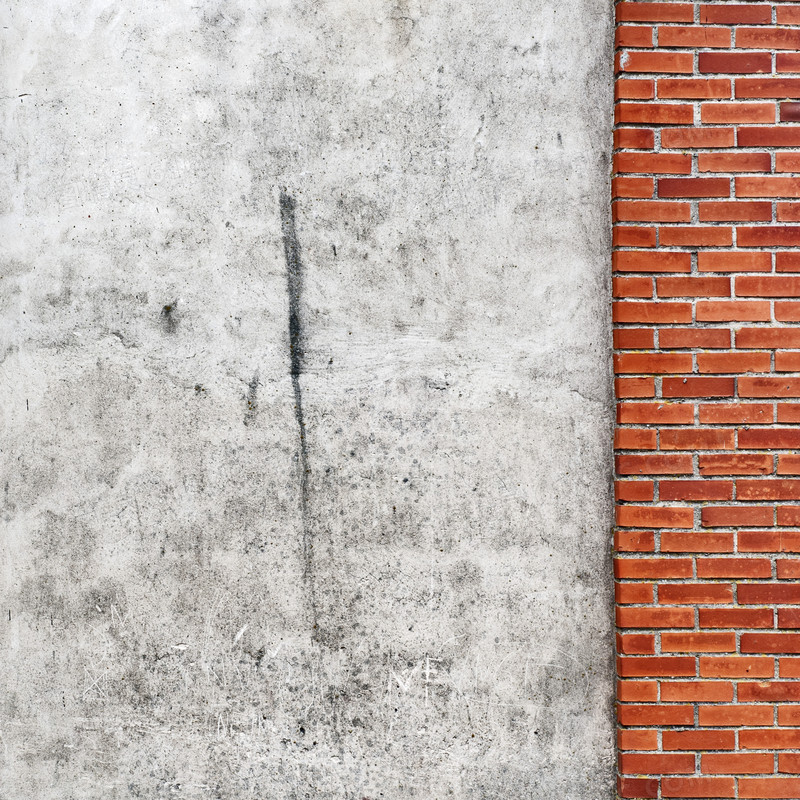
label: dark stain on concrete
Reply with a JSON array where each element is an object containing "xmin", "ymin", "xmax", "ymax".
[
  {"xmin": 244, "ymin": 372, "xmax": 259, "ymax": 426},
  {"xmin": 160, "ymin": 302, "xmax": 178, "ymax": 334},
  {"xmin": 279, "ymin": 189, "xmax": 317, "ymax": 636}
]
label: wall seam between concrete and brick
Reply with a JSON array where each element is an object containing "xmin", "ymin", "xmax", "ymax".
[{"xmin": 614, "ymin": 1, "xmax": 800, "ymax": 798}]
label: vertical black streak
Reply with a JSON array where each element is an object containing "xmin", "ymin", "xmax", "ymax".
[{"xmin": 279, "ymin": 190, "xmax": 318, "ymax": 636}]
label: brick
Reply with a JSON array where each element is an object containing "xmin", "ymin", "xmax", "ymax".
[
  {"xmin": 614, "ymin": 250, "xmax": 692, "ymax": 272},
  {"xmin": 618, "ymin": 776, "xmax": 659, "ymax": 799},
  {"xmin": 614, "ymin": 557, "xmax": 693, "ymax": 579},
  {"xmin": 618, "ymin": 728, "xmax": 659, "ymax": 751},
  {"xmin": 617, "ymin": 678, "xmax": 658, "ymax": 701},
  {"xmin": 613, "ymin": 305, "xmax": 693, "ymax": 325},
  {"xmin": 778, "ymin": 53, "xmax": 800, "ymax": 73},
  {"xmin": 776, "ymin": 302, "xmax": 800, "ymax": 321},
  {"xmin": 661, "ymin": 632, "xmax": 736, "ymax": 653},
  {"xmin": 699, "ymin": 153, "xmax": 772, "ymax": 173},
  {"xmin": 661, "ymin": 429, "xmax": 735, "ymax": 450},
  {"xmin": 616, "ymin": 505, "xmax": 694, "ymax": 528},
  {"xmin": 698, "ymin": 251, "xmax": 772, "ymax": 272},
  {"xmin": 660, "ymin": 329, "xmax": 730, "ymax": 348},
  {"xmin": 737, "ymin": 80, "xmax": 800, "ymax": 100},
  {"xmin": 658, "ymin": 78, "xmax": 731, "ymax": 99},
  {"xmin": 775, "ymin": 351, "xmax": 800, "ymax": 370},
  {"xmin": 779, "ymin": 608, "xmax": 800, "ymax": 628},
  {"xmin": 699, "ymin": 454, "xmax": 773, "ymax": 475},
  {"xmin": 740, "ymin": 778, "xmax": 800, "ymax": 799},
  {"xmin": 737, "ymin": 328, "xmax": 800, "ymax": 348},
  {"xmin": 699, "ymin": 201, "xmax": 772, "ymax": 222},
  {"xmin": 616, "ymin": 27, "xmax": 655, "ymax": 49},
  {"xmin": 741, "ymin": 530, "xmax": 800, "ymax": 552},
  {"xmin": 617, "ymin": 704, "xmax": 694, "ymax": 726},
  {"xmin": 614, "ymin": 200, "xmax": 691, "ymax": 223},
  {"xmin": 613, "ymin": 276, "xmax": 653, "ymax": 298},
  {"xmin": 614, "ymin": 352, "xmax": 692, "ymax": 371},
  {"xmin": 615, "ymin": 152, "xmax": 692, "ymax": 174},
  {"xmin": 700, "ymin": 704, "xmax": 774, "ymax": 725},
  {"xmin": 779, "ymin": 753, "xmax": 800, "ymax": 773},
  {"xmin": 697, "ymin": 556, "xmax": 772, "ymax": 577},
  {"xmin": 737, "ymin": 176, "xmax": 800, "ymax": 197},
  {"xmin": 776, "ymin": 153, "xmax": 800, "ymax": 173},
  {"xmin": 741, "ymin": 633, "xmax": 800, "ymax": 653},
  {"xmin": 660, "ymin": 584, "xmax": 733, "ymax": 605},
  {"xmin": 613, "ymin": 177, "xmax": 655, "ymax": 199},
  {"xmin": 699, "ymin": 402, "xmax": 771, "ymax": 422},
  {"xmin": 700, "ymin": 607, "xmax": 773, "ymax": 628},
  {"xmin": 616, "ymin": 583, "xmax": 655, "ymax": 604},
  {"xmin": 663, "ymin": 729, "xmax": 736, "ymax": 751},
  {"xmin": 659, "ymin": 479, "xmax": 732, "ymax": 500},
  {"xmin": 737, "ymin": 276, "xmax": 800, "ymax": 296},
  {"xmin": 616, "ymin": 3, "xmax": 694, "ymax": 23},
  {"xmin": 777, "ymin": 253, "xmax": 800, "ymax": 272},
  {"xmin": 619, "ymin": 753, "xmax": 695, "ymax": 774},
  {"xmin": 739, "ymin": 681, "xmax": 800, "ymax": 701},
  {"xmin": 660, "ymin": 226, "xmax": 733, "ymax": 247},
  {"xmin": 615, "ymin": 83, "xmax": 657, "ymax": 111},
  {"xmin": 661, "ymin": 377, "xmax": 734, "ymax": 398},
  {"xmin": 618, "ymin": 52, "xmax": 694, "ymax": 74},
  {"xmin": 659, "ymin": 27, "xmax": 731, "ymax": 49},
  {"xmin": 739, "ymin": 428, "xmax": 800, "ymax": 449},
  {"xmin": 701, "ymin": 506, "xmax": 774, "ymax": 528},
  {"xmin": 738, "ymin": 28, "xmax": 800, "ymax": 50},
  {"xmin": 697, "ymin": 353, "xmax": 771, "ymax": 374},
  {"xmin": 778, "ymin": 403, "xmax": 800, "ymax": 422},
  {"xmin": 615, "ymin": 377, "xmax": 655, "ymax": 398},
  {"xmin": 615, "ymin": 103, "xmax": 694, "ymax": 125},
  {"xmin": 741, "ymin": 729, "xmax": 800, "ymax": 749},
  {"xmin": 617, "ymin": 454, "xmax": 693, "ymax": 474},
  {"xmin": 614, "ymin": 428, "xmax": 658, "ymax": 450},
  {"xmin": 614, "ymin": 226, "xmax": 658, "ymax": 247},
  {"xmin": 618, "ymin": 632, "xmax": 656, "ymax": 654},
  {"xmin": 616, "ymin": 529, "xmax": 656, "ymax": 551},
  {"xmin": 661, "ymin": 681, "xmax": 733, "ymax": 702},
  {"xmin": 660, "ymin": 777, "xmax": 735, "ymax": 798},
  {"xmin": 700, "ymin": 5, "xmax": 772, "ymax": 25},
  {"xmin": 699, "ymin": 52, "xmax": 772, "ymax": 73},
  {"xmin": 696, "ymin": 300, "xmax": 770, "ymax": 321},
  {"xmin": 702, "ymin": 753, "xmax": 775, "ymax": 775},
  {"xmin": 740, "ymin": 377, "xmax": 800, "ymax": 398},
  {"xmin": 699, "ymin": 657, "xmax": 774, "ymax": 678},
  {"xmin": 659, "ymin": 178, "xmax": 730, "ymax": 198},
  {"xmin": 657, "ymin": 276, "xmax": 730, "ymax": 297},
  {"xmin": 701, "ymin": 102, "xmax": 775, "ymax": 124},
  {"xmin": 661, "ymin": 531, "xmax": 734, "ymax": 553},
  {"xmin": 662, "ymin": 127, "xmax": 735, "ymax": 148},
  {"xmin": 617, "ymin": 403, "xmax": 694, "ymax": 425},
  {"xmin": 777, "ymin": 6, "xmax": 800, "ymax": 24},
  {"xmin": 778, "ymin": 455, "xmax": 800, "ymax": 475},
  {"xmin": 617, "ymin": 654, "xmax": 695, "ymax": 673},
  {"xmin": 738, "ymin": 226, "xmax": 800, "ymax": 247},
  {"xmin": 615, "ymin": 128, "xmax": 655, "ymax": 149},
  {"xmin": 737, "ymin": 479, "xmax": 800, "ymax": 500},
  {"xmin": 782, "ymin": 102, "xmax": 800, "ymax": 123},
  {"xmin": 778, "ymin": 203, "xmax": 800, "ymax": 222}
]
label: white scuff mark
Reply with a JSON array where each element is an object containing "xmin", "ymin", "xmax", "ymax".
[
  {"xmin": 619, "ymin": 50, "xmax": 629, "ymax": 69},
  {"xmin": 233, "ymin": 624, "xmax": 248, "ymax": 646}
]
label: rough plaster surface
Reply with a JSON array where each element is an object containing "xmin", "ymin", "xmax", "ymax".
[{"xmin": 0, "ymin": 2, "xmax": 614, "ymax": 798}]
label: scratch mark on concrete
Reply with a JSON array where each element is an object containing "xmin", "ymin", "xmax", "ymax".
[{"xmin": 279, "ymin": 189, "xmax": 318, "ymax": 638}]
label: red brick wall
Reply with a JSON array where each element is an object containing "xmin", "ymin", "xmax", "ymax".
[{"xmin": 613, "ymin": 2, "xmax": 800, "ymax": 798}]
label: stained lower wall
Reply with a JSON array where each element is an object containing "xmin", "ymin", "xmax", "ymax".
[
  {"xmin": 0, "ymin": 2, "xmax": 614, "ymax": 798},
  {"xmin": 614, "ymin": 2, "xmax": 800, "ymax": 798}
]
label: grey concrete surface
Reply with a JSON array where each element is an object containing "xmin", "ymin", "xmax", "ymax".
[{"xmin": 0, "ymin": 1, "xmax": 614, "ymax": 798}]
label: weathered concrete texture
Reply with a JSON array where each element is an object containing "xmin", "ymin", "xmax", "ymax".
[{"xmin": 0, "ymin": 1, "xmax": 614, "ymax": 798}]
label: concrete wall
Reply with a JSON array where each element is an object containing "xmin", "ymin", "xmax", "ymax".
[{"xmin": 0, "ymin": 2, "xmax": 614, "ymax": 798}]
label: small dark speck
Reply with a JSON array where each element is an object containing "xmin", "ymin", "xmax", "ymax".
[
  {"xmin": 329, "ymin": 357, "xmax": 333, "ymax": 365},
  {"xmin": 7, "ymin": 610, "xmax": 10, "ymax": 622},
  {"xmin": 332, "ymin": 244, "xmax": 337, "ymax": 257},
  {"xmin": 194, "ymin": 384, "xmax": 205, "ymax": 394},
  {"xmin": 160, "ymin": 303, "xmax": 178, "ymax": 334},
  {"xmin": 26, "ymin": 399, "xmax": 28, "ymax": 411},
  {"xmin": 402, "ymin": 478, "xmax": 409, "ymax": 483}
]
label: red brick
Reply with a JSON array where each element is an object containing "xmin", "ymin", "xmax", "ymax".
[
  {"xmin": 660, "ymin": 328, "xmax": 730, "ymax": 348},
  {"xmin": 617, "ymin": 678, "xmax": 658, "ymax": 701},
  {"xmin": 616, "ymin": 79, "xmax": 656, "ymax": 102},
  {"xmin": 777, "ymin": 6, "xmax": 800, "ymax": 24},
  {"xmin": 614, "ymin": 352, "xmax": 692, "ymax": 371},
  {"xmin": 779, "ymin": 753, "xmax": 800, "ymax": 773},
  {"xmin": 617, "ymin": 3, "xmax": 694, "ymax": 23},
  {"xmin": 738, "ymin": 28, "xmax": 800, "ymax": 50},
  {"xmin": 776, "ymin": 302, "xmax": 800, "ymax": 321},
  {"xmin": 659, "ymin": 26, "xmax": 731, "ymax": 49},
  {"xmin": 700, "ymin": 607, "xmax": 773, "ymax": 629},
  {"xmin": 778, "ymin": 53, "xmax": 800, "ymax": 73},
  {"xmin": 613, "ymin": 177, "xmax": 655, "ymax": 199},
  {"xmin": 659, "ymin": 178, "xmax": 731, "ymax": 198},
  {"xmin": 782, "ymin": 102, "xmax": 800, "ymax": 123},
  {"xmin": 615, "ymin": 152, "xmax": 692, "ymax": 174},
  {"xmin": 660, "ymin": 777, "xmax": 735, "ymax": 798},
  {"xmin": 699, "ymin": 402, "xmax": 771, "ymax": 422},
  {"xmin": 615, "ymin": 128, "xmax": 656, "ymax": 149},
  {"xmin": 616, "ymin": 377, "xmax": 655, "ymax": 399},
  {"xmin": 777, "ymin": 253, "xmax": 800, "ymax": 272},
  {"xmin": 616, "ymin": 26, "xmax": 655, "ymax": 49},
  {"xmin": 657, "ymin": 276, "xmax": 730, "ymax": 297},
  {"xmin": 615, "ymin": 103, "xmax": 694, "ymax": 125},
  {"xmin": 700, "ymin": 201, "xmax": 772, "ymax": 222},
  {"xmin": 614, "ymin": 250, "xmax": 692, "ymax": 272},
  {"xmin": 699, "ymin": 454, "xmax": 773, "ymax": 475},
  {"xmin": 737, "ymin": 276, "xmax": 800, "ymax": 296},
  {"xmin": 619, "ymin": 753, "xmax": 695, "ymax": 774},
  {"xmin": 662, "ymin": 127, "xmax": 735, "ymax": 148},
  {"xmin": 703, "ymin": 753, "xmax": 775, "ymax": 775},
  {"xmin": 617, "ymin": 654, "xmax": 695, "ymax": 673},
  {"xmin": 736, "ymin": 80, "xmax": 800, "ymax": 100},
  {"xmin": 617, "ymin": 704, "xmax": 694, "ymax": 726},
  {"xmin": 618, "ymin": 776, "xmax": 659, "ymax": 799},
  {"xmin": 659, "ymin": 479, "xmax": 733, "ymax": 500},
  {"xmin": 618, "ymin": 52, "xmax": 694, "ymax": 74},
  {"xmin": 740, "ymin": 681, "xmax": 800, "ymax": 701},
  {"xmin": 738, "ymin": 226, "xmax": 800, "ymax": 247},
  {"xmin": 699, "ymin": 657, "xmax": 774, "ymax": 678},
  {"xmin": 660, "ymin": 227, "xmax": 733, "ymax": 247},
  {"xmin": 702, "ymin": 102, "xmax": 776, "ymax": 124},
  {"xmin": 697, "ymin": 556, "xmax": 772, "ymax": 577},
  {"xmin": 615, "ymin": 529, "xmax": 656, "ymax": 551},
  {"xmin": 617, "ymin": 454, "xmax": 693, "ymax": 474},
  {"xmin": 661, "ymin": 531, "xmax": 734, "ymax": 553},
  {"xmin": 699, "ymin": 152, "xmax": 772, "ymax": 173},
  {"xmin": 775, "ymin": 351, "xmax": 800, "ymax": 371},
  {"xmin": 616, "ymin": 505, "xmax": 694, "ymax": 528},
  {"xmin": 660, "ymin": 584, "xmax": 733, "ymax": 605},
  {"xmin": 617, "ymin": 403, "xmax": 694, "ymax": 425},
  {"xmin": 741, "ymin": 633, "xmax": 800, "ymax": 653},
  {"xmin": 737, "ymin": 328, "xmax": 800, "ymax": 348},
  {"xmin": 696, "ymin": 300, "xmax": 771, "ymax": 321},
  {"xmin": 738, "ymin": 479, "xmax": 800, "ymax": 501},
  {"xmin": 661, "ymin": 377, "xmax": 734, "ymax": 398},
  {"xmin": 740, "ymin": 377, "xmax": 800, "ymax": 398},
  {"xmin": 778, "ymin": 456, "xmax": 800, "ymax": 476},
  {"xmin": 661, "ymin": 429, "xmax": 735, "ymax": 450},
  {"xmin": 701, "ymin": 506, "xmax": 774, "ymax": 528},
  {"xmin": 700, "ymin": 5, "xmax": 772, "ymax": 25},
  {"xmin": 697, "ymin": 353, "xmax": 771, "ymax": 374},
  {"xmin": 700, "ymin": 52, "xmax": 772, "ymax": 73},
  {"xmin": 616, "ymin": 583, "xmax": 655, "ymax": 604},
  {"xmin": 614, "ymin": 557, "xmax": 693, "ymax": 579},
  {"xmin": 614, "ymin": 200, "xmax": 691, "ymax": 223},
  {"xmin": 741, "ymin": 730, "xmax": 800, "ymax": 750},
  {"xmin": 739, "ymin": 428, "xmax": 800, "ymax": 449},
  {"xmin": 662, "ymin": 632, "xmax": 736, "ymax": 653},
  {"xmin": 614, "ymin": 428, "xmax": 658, "ymax": 449},
  {"xmin": 661, "ymin": 681, "xmax": 733, "ymax": 702},
  {"xmin": 618, "ymin": 728, "xmax": 659, "ymax": 751},
  {"xmin": 614, "ymin": 226, "xmax": 658, "ymax": 247},
  {"xmin": 740, "ymin": 778, "xmax": 800, "ymax": 799},
  {"xmin": 698, "ymin": 251, "xmax": 772, "ymax": 272},
  {"xmin": 613, "ymin": 305, "xmax": 692, "ymax": 325},
  {"xmin": 617, "ymin": 632, "xmax": 656, "ymax": 654},
  {"xmin": 663, "ymin": 729, "xmax": 736, "ymax": 751},
  {"xmin": 778, "ymin": 203, "xmax": 800, "ymax": 222},
  {"xmin": 700, "ymin": 705, "xmax": 774, "ymax": 726},
  {"xmin": 737, "ymin": 176, "xmax": 800, "ymax": 197},
  {"xmin": 659, "ymin": 78, "xmax": 731, "ymax": 99}
]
